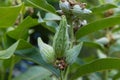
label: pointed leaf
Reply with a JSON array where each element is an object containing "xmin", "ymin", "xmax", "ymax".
[
  {"xmin": 38, "ymin": 37, "xmax": 55, "ymax": 63},
  {"xmin": 0, "ymin": 4, "xmax": 23, "ymax": 28},
  {"xmin": 7, "ymin": 16, "xmax": 38, "ymax": 40},
  {"xmin": 13, "ymin": 66, "xmax": 52, "ymax": 80},
  {"xmin": 15, "ymin": 48, "xmax": 60, "ymax": 77},
  {"xmin": 26, "ymin": 0, "xmax": 56, "ymax": 14},
  {"xmin": 65, "ymin": 42, "xmax": 83, "ymax": 64},
  {"xmin": 83, "ymin": 42, "xmax": 104, "ymax": 51},
  {"xmin": 91, "ymin": 3, "xmax": 117, "ymax": 13},
  {"xmin": 72, "ymin": 58, "xmax": 120, "ymax": 79},
  {"xmin": 0, "ymin": 41, "xmax": 19, "ymax": 59},
  {"xmin": 76, "ymin": 16, "xmax": 120, "ymax": 39}
]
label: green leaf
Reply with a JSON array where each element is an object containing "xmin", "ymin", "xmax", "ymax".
[
  {"xmin": 15, "ymin": 48, "xmax": 60, "ymax": 77},
  {"xmin": 2, "ymin": 34, "xmax": 16, "ymax": 49},
  {"xmin": 0, "ymin": 4, "xmax": 23, "ymax": 28},
  {"xmin": 7, "ymin": 16, "xmax": 38, "ymax": 40},
  {"xmin": 3, "ymin": 56, "xmax": 21, "ymax": 69},
  {"xmin": 0, "ymin": 41, "xmax": 19, "ymax": 59},
  {"xmin": 13, "ymin": 66, "xmax": 52, "ymax": 80},
  {"xmin": 65, "ymin": 42, "xmax": 83, "ymax": 64},
  {"xmin": 40, "ymin": 21, "xmax": 57, "ymax": 33},
  {"xmin": 75, "ymin": 16, "xmax": 120, "ymax": 39},
  {"xmin": 26, "ymin": 0, "xmax": 56, "ymax": 14},
  {"xmin": 91, "ymin": 3, "xmax": 117, "ymax": 13},
  {"xmin": 83, "ymin": 42, "xmax": 104, "ymax": 51},
  {"xmin": 0, "ymin": 39, "xmax": 33, "ymax": 59},
  {"xmin": 72, "ymin": 58, "xmax": 120, "ymax": 79}
]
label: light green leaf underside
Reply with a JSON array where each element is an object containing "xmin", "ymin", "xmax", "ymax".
[{"xmin": 13, "ymin": 66, "xmax": 52, "ymax": 80}]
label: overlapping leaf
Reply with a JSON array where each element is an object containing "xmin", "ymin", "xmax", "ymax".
[
  {"xmin": 26, "ymin": 0, "xmax": 56, "ymax": 14},
  {"xmin": 76, "ymin": 16, "xmax": 120, "ymax": 39},
  {"xmin": 72, "ymin": 58, "xmax": 120, "ymax": 79},
  {"xmin": 0, "ymin": 4, "xmax": 23, "ymax": 28}
]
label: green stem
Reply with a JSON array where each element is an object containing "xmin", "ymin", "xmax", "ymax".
[
  {"xmin": 1, "ymin": 67, "xmax": 5, "ymax": 80},
  {"xmin": 59, "ymin": 67, "xmax": 70, "ymax": 80},
  {"xmin": 60, "ymin": 70, "xmax": 63, "ymax": 80},
  {"xmin": 68, "ymin": 16, "xmax": 74, "ymax": 48},
  {"xmin": 8, "ymin": 55, "xmax": 15, "ymax": 80},
  {"xmin": 102, "ymin": 71, "xmax": 108, "ymax": 80},
  {"xmin": 64, "ymin": 67, "xmax": 69, "ymax": 80}
]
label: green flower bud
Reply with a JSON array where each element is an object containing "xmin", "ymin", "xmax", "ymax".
[
  {"xmin": 53, "ymin": 15, "xmax": 69, "ymax": 58},
  {"xmin": 65, "ymin": 42, "xmax": 83, "ymax": 64},
  {"xmin": 72, "ymin": 4, "xmax": 92, "ymax": 16},
  {"xmin": 59, "ymin": 0, "xmax": 70, "ymax": 13},
  {"xmin": 38, "ymin": 37, "xmax": 55, "ymax": 63}
]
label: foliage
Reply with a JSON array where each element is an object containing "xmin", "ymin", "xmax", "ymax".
[{"xmin": 0, "ymin": 0, "xmax": 120, "ymax": 80}]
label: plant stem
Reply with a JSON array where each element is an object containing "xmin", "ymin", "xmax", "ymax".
[
  {"xmin": 60, "ymin": 68, "xmax": 69, "ymax": 80},
  {"xmin": 67, "ymin": 16, "xmax": 74, "ymax": 48},
  {"xmin": 60, "ymin": 70, "xmax": 63, "ymax": 80},
  {"xmin": 8, "ymin": 55, "xmax": 15, "ymax": 80},
  {"xmin": 64, "ymin": 67, "xmax": 69, "ymax": 80},
  {"xmin": 102, "ymin": 71, "xmax": 108, "ymax": 80},
  {"xmin": 1, "ymin": 67, "xmax": 5, "ymax": 80}
]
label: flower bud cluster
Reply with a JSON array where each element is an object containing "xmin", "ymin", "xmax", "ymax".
[{"xmin": 59, "ymin": 0, "xmax": 92, "ymax": 15}]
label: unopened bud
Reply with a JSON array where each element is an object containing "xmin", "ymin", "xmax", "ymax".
[
  {"xmin": 72, "ymin": 4, "xmax": 92, "ymax": 16},
  {"xmin": 38, "ymin": 37, "xmax": 55, "ymax": 63},
  {"xmin": 53, "ymin": 15, "xmax": 69, "ymax": 58},
  {"xmin": 59, "ymin": 0, "xmax": 70, "ymax": 13}
]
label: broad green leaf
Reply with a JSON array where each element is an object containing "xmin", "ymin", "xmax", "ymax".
[
  {"xmin": 15, "ymin": 48, "xmax": 60, "ymax": 77},
  {"xmin": 83, "ymin": 42, "xmax": 104, "ymax": 51},
  {"xmin": 13, "ymin": 66, "xmax": 52, "ymax": 80},
  {"xmin": 2, "ymin": 34, "xmax": 16, "ymax": 49},
  {"xmin": 65, "ymin": 42, "xmax": 83, "ymax": 64},
  {"xmin": 16, "ymin": 39, "xmax": 33, "ymax": 50},
  {"xmin": 3, "ymin": 56, "xmax": 21, "ymax": 69},
  {"xmin": 0, "ymin": 41, "xmax": 19, "ymax": 59},
  {"xmin": 91, "ymin": 3, "xmax": 117, "ymax": 13},
  {"xmin": 86, "ymin": 0, "xmax": 100, "ymax": 6},
  {"xmin": 72, "ymin": 58, "xmax": 120, "ymax": 79},
  {"xmin": 7, "ymin": 16, "xmax": 38, "ymax": 40},
  {"xmin": 76, "ymin": 16, "xmax": 120, "ymax": 39},
  {"xmin": 0, "ymin": 4, "xmax": 23, "ymax": 28},
  {"xmin": 2, "ymin": 38, "xmax": 60, "ymax": 76},
  {"xmin": 26, "ymin": 0, "xmax": 56, "ymax": 14},
  {"xmin": 0, "ymin": 39, "xmax": 33, "ymax": 59}
]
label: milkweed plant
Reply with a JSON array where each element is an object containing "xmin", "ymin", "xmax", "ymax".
[{"xmin": 0, "ymin": 0, "xmax": 120, "ymax": 80}]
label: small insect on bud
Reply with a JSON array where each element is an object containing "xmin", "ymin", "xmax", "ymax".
[
  {"xmin": 38, "ymin": 37, "xmax": 55, "ymax": 63},
  {"xmin": 59, "ymin": 0, "xmax": 70, "ymax": 13}
]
